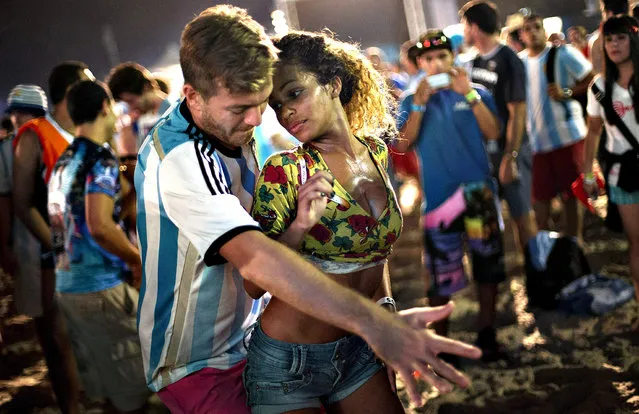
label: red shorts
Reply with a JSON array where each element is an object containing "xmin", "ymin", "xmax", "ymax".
[
  {"xmin": 157, "ymin": 361, "xmax": 249, "ymax": 414},
  {"xmin": 532, "ymin": 140, "xmax": 584, "ymax": 203}
]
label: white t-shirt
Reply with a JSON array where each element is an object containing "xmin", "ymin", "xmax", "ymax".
[{"xmin": 587, "ymin": 76, "xmax": 639, "ymax": 155}]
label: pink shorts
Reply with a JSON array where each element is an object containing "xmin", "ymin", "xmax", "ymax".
[{"xmin": 158, "ymin": 361, "xmax": 249, "ymax": 414}]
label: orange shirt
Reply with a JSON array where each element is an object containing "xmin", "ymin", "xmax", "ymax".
[{"xmin": 14, "ymin": 116, "xmax": 72, "ymax": 183}]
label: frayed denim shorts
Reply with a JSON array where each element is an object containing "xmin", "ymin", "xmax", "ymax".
[{"xmin": 243, "ymin": 321, "xmax": 383, "ymax": 413}]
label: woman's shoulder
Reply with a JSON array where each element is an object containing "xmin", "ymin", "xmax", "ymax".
[{"xmin": 262, "ymin": 146, "xmax": 306, "ymax": 169}]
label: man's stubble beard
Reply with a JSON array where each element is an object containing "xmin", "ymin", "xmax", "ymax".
[{"xmin": 200, "ymin": 111, "xmax": 253, "ymax": 148}]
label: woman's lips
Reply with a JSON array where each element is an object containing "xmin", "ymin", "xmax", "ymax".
[{"xmin": 288, "ymin": 120, "xmax": 306, "ymax": 135}]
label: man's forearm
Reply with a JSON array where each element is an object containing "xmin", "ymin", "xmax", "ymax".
[
  {"xmin": 91, "ymin": 223, "xmax": 140, "ymax": 265},
  {"xmin": 16, "ymin": 207, "xmax": 52, "ymax": 250},
  {"xmin": 398, "ymin": 112, "xmax": 423, "ymax": 152},
  {"xmin": 225, "ymin": 231, "xmax": 389, "ymax": 339},
  {"xmin": 472, "ymin": 102, "xmax": 500, "ymax": 141},
  {"xmin": 572, "ymin": 73, "xmax": 595, "ymax": 97},
  {"xmin": 504, "ymin": 103, "xmax": 526, "ymax": 153}
]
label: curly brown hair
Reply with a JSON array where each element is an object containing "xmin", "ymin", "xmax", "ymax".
[{"xmin": 273, "ymin": 31, "xmax": 397, "ymax": 139}]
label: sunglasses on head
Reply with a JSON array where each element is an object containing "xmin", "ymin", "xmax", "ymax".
[{"xmin": 416, "ymin": 36, "xmax": 448, "ymax": 49}]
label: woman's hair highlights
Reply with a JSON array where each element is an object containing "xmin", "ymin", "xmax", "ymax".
[
  {"xmin": 273, "ymin": 31, "xmax": 397, "ymax": 139},
  {"xmin": 602, "ymin": 16, "xmax": 639, "ymax": 123}
]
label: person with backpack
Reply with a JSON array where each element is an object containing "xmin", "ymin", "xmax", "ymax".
[
  {"xmin": 583, "ymin": 15, "xmax": 639, "ymax": 301},
  {"xmin": 519, "ymin": 13, "xmax": 595, "ymax": 243}
]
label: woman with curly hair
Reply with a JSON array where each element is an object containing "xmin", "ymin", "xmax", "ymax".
[{"xmin": 243, "ymin": 31, "xmax": 408, "ymax": 413}]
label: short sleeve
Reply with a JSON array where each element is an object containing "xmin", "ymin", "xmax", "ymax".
[
  {"xmin": 503, "ymin": 51, "xmax": 527, "ymax": 103},
  {"xmin": 159, "ymin": 141, "xmax": 261, "ymax": 265},
  {"xmin": 587, "ymin": 77, "xmax": 604, "ymax": 118},
  {"xmin": 396, "ymin": 94, "xmax": 415, "ymax": 130},
  {"xmin": 86, "ymin": 152, "xmax": 119, "ymax": 198},
  {"xmin": 561, "ymin": 45, "xmax": 593, "ymax": 82},
  {"xmin": 251, "ymin": 152, "xmax": 298, "ymax": 238},
  {"xmin": 477, "ymin": 87, "xmax": 499, "ymax": 115}
]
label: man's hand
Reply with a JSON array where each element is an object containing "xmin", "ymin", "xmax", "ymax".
[
  {"xmin": 548, "ymin": 84, "xmax": 570, "ymax": 101},
  {"xmin": 292, "ymin": 171, "xmax": 333, "ymax": 232},
  {"xmin": 449, "ymin": 67, "xmax": 473, "ymax": 97},
  {"xmin": 127, "ymin": 257, "xmax": 142, "ymax": 290},
  {"xmin": 364, "ymin": 302, "xmax": 482, "ymax": 406},
  {"xmin": 499, "ymin": 154, "xmax": 519, "ymax": 185},
  {"xmin": 583, "ymin": 180, "xmax": 601, "ymax": 198},
  {"xmin": 413, "ymin": 78, "xmax": 434, "ymax": 106}
]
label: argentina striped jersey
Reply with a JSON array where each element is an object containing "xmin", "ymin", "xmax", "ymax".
[
  {"xmin": 135, "ymin": 100, "xmax": 264, "ymax": 391},
  {"xmin": 519, "ymin": 45, "xmax": 592, "ymax": 154}
]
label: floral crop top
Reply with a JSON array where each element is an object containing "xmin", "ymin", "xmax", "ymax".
[{"xmin": 251, "ymin": 135, "xmax": 403, "ymax": 274}]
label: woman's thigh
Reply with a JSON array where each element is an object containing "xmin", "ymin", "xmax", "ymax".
[{"xmin": 326, "ymin": 371, "xmax": 404, "ymax": 414}]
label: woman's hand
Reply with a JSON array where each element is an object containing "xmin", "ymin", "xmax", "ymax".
[{"xmin": 292, "ymin": 171, "xmax": 334, "ymax": 232}]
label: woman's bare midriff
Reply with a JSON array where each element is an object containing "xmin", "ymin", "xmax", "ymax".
[{"xmin": 259, "ymin": 264, "xmax": 385, "ymax": 344}]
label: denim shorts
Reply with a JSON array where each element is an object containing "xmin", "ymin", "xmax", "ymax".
[
  {"xmin": 243, "ymin": 322, "xmax": 383, "ymax": 413},
  {"xmin": 489, "ymin": 140, "xmax": 533, "ymax": 219}
]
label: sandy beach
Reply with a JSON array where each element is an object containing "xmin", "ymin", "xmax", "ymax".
[
  {"xmin": 0, "ymin": 195, "xmax": 637, "ymax": 413},
  {"xmin": 392, "ymin": 194, "xmax": 639, "ymax": 414}
]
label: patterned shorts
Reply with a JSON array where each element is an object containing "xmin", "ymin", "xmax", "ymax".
[{"xmin": 423, "ymin": 182, "xmax": 507, "ymax": 297}]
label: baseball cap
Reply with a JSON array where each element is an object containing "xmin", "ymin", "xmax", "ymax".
[
  {"xmin": 416, "ymin": 31, "xmax": 453, "ymax": 54},
  {"xmin": 6, "ymin": 84, "xmax": 48, "ymax": 114}
]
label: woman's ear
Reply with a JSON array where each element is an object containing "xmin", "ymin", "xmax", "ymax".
[{"xmin": 329, "ymin": 77, "xmax": 343, "ymax": 99}]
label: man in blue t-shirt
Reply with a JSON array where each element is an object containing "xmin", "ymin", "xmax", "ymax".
[
  {"xmin": 397, "ymin": 30, "xmax": 507, "ymax": 362},
  {"xmin": 48, "ymin": 81, "xmax": 150, "ymax": 411}
]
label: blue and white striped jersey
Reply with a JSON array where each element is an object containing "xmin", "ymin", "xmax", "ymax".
[
  {"xmin": 519, "ymin": 45, "xmax": 592, "ymax": 154},
  {"xmin": 135, "ymin": 100, "xmax": 264, "ymax": 392}
]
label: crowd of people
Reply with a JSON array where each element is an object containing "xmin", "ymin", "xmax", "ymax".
[{"xmin": 0, "ymin": 0, "xmax": 637, "ymax": 413}]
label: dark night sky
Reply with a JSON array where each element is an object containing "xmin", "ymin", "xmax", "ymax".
[
  {"xmin": 0, "ymin": 0, "xmax": 273, "ymax": 111},
  {"xmin": 0, "ymin": 0, "xmax": 412, "ymax": 113}
]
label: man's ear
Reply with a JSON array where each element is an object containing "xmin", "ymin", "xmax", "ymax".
[
  {"xmin": 329, "ymin": 77, "xmax": 343, "ymax": 99},
  {"xmin": 101, "ymin": 99, "xmax": 110, "ymax": 117},
  {"xmin": 183, "ymin": 83, "xmax": 203, "ymax": 114}
]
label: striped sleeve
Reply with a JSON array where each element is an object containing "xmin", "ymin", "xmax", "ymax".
[{"xmin": 158, "ymin": 141, "xmax": 260, "ymax": 266}]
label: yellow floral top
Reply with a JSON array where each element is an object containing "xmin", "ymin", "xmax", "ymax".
[{"xmin": 251, "ymin": 135, "xmax": 403, "ymax": 273}]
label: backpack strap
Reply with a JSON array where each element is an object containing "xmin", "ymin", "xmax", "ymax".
[
  {"xmin": 591, "ymin": 82, "xmax": 639, "ymax": 153},
  {"xmin": 545, "ymin": 46, "xmax": 559, "ymax": 85},
  {"xmin": 591, "ymin": 82, "xmax": 604, "ymax": 103}
]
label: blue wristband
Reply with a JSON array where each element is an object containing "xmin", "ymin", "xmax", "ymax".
[{"xmin": 411, "ymin": 103, "xmax": 426, "ymax": 112}]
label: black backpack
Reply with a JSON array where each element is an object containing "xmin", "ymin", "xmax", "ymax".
[{"xmin": 525, "ymin": 234, "xmax": 591, "ymax": 310}]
